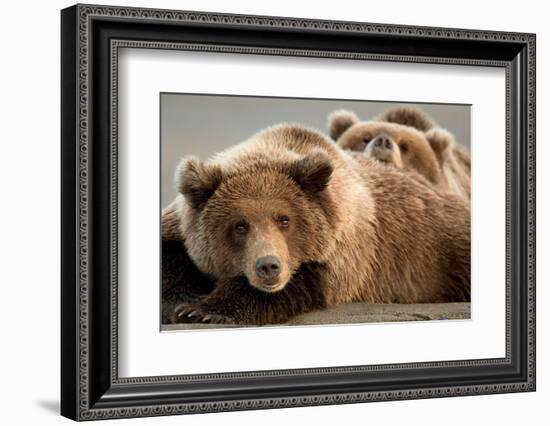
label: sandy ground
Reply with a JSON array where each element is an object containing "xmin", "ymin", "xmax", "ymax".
[{"xmin": 162, "ymin": 302, "xmax": 470, "ymax": 331}]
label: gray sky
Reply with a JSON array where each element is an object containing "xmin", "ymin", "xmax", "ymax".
[{"xmin": 161, "ymin": 94, "xmax": 470, "ymax": 207}]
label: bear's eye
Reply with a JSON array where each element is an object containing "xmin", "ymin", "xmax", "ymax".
[
  {"xmin": 363, "ymin": 138, "xmax": 371, "ymax": 144},
  {"xmin": 234, "ymin": 221, "xmax": 249, "ymax": 234},
  {"xmin": 277, "ymin": 216, "xmax": 290, "ymax": 229},
  {"xmin": 399, "ymin": 143, "xmax": 409, "ymax": 153}
]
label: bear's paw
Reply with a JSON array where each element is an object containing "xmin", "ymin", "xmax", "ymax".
[{"xmin": 172, "ymin": 302, "xmax": 235, "ymax": 324}]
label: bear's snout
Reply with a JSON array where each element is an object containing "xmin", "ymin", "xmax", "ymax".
[
  {"xmin": 371, "ymin": 134, "xmax": 393, "ymax": 150},
  {"xmin": 364, "ymin": 134, "xmax": 403, "ymax": 168},
  {"xmin": 255, "ymin": 255, "xmax": 281, "ymax": 280}
]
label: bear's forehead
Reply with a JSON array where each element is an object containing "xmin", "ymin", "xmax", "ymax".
[
  {"xmin": 203, "ymin": 195, "xmax": 299, "ymax": 222},
  {"xmin": 214, "ymin": 170, "xmax": 302, "ymax": 198},
  {"xmin": 353, "ymin": 122, "xmax": 423, "ymax": 140},
  {"xmin": 228, "ymin": 197, "xmax": 292, "ymax": 211}
]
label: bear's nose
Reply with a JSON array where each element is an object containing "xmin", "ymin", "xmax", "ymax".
[
  {"xmin": 372, "ymin": 134, "xmax": 393, "ymax": 150},
  {"xmin": 255, "ymin": 256, "xmax": 281, "ymax": 280}
]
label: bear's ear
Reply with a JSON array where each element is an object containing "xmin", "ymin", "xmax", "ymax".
[
  {"xmin": 425, "ymin": 128, "xmax": 453, "ymax": 163},
  {"xmin": 175, "ymin": 157, "xmax": 223, "ymax": 209},
  {"xmin": 379, "ymin": 107, "xmax": 435, "ymax": 131},
  {"xmin": 288, "ymin": 150, "xmax": 334, "ymax": 194},
  {"xmin": 327, "ymin": 109, "xmax": 360, "ymax": 140}
]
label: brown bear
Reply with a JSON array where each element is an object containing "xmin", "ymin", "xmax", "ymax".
[
  {"xmin": 328, "ymin": 107, "xmax": 471, "ymax": 199},
  {"xmin": 161, "ymin": 203, "xmax": 215, "ymax": 324},
  {"xmin": 165, "ymin": 124, "xmax": 470, "ymax": 325}
]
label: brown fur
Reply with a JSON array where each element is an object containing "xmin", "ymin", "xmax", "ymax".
[
  {"xmin": 173, "ymin": 263, "xmax": 327, "ymax": 324},
  {"xmin": 328, "ymin": 107, "xmax": 471, "ymax": 199},
  {"xmin": 161, "ymin": 202, "xmax": 215, "ymax": 323},
  {"xmin": 379, "ymin": 106, "xmax": 435, "ymax": 131},
  {"xmin": 165, "ymin": 124, "xmax": 470, "ymax": 325}
]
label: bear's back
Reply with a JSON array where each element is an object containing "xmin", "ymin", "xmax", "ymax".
[
  {"xmin": 327, "ymin": 157, "xmax": 470, "ymax": 304},
  {"xmin": 209, "ymin": 124, "xmax": 347, "ymax": 173}
]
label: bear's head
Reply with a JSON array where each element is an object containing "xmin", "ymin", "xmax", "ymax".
[
  {"xmin": 328, "ymin": 107, "xmax": 454, "ymax": 186},
  {"xmin": 175, "ymin": 149, "xmax": 336, "ymax": 293}
]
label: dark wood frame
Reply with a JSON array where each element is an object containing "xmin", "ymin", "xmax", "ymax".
[{"xmin": 61, "ymin": 3, "xmax": 536, "ymax": 421}]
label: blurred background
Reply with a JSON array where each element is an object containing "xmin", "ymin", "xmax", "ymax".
[{"xmin": 161, "ymin": 94, "xmax": 470, "ymax": 207}]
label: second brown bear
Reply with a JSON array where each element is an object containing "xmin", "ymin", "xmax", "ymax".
[{"xmin": 328, "ymin": 107, "xmax": 471, "ymax": 199}]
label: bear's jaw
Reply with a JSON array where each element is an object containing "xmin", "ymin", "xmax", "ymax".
[
  {"xmin": 246, "ymin": 271, "xmax": 292, "ymax": 293},
  {"xmin": 253, "ymin": 280, "xmax": 287, "ymax": 293}
]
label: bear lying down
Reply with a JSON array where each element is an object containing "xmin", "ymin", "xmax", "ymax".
[
  {"xmin": 328, "ymin": 107, "xmax": 471, "ymax": 200},
  {"xmin": 163, "ymin": 124, "xmax": 470, "ymax": 325}
]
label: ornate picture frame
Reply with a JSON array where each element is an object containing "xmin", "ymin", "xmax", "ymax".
[{"xmin": 61, "ymin": 4, "xmax": 536, "ymax": 420}]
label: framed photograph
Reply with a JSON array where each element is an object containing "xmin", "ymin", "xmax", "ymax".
[{"xmin": 61, "ymin": 4, "xmax": 536, "ymax": 421}]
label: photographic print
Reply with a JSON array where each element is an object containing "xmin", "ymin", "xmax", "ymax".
[{"xmin": 160, "ymin": 95, "xmax": 472, "ymax": 330}]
